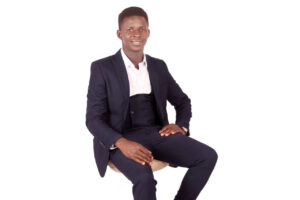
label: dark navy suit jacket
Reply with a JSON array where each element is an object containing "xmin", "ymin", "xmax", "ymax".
[{"xmin": 86, "ymin": 50, "xmax": 192, "ymax": 177}]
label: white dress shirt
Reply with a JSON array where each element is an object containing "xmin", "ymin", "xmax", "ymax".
[{"xmin": 121, "ymin": 49, "xmax": 152, "ymax": 97}]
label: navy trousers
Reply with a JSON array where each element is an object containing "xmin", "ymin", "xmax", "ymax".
[{"xmin": 109, "ymin": 126, "xmax": 218, "ymax": 200}]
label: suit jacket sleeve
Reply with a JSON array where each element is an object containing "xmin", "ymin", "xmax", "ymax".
[
  {"xmin": 164, "ymin": 61, "xmax": 192, "ymax": 136},
  {"xmin": 85, "ymin": 61, "xmax": 123, "ymax": 149}
]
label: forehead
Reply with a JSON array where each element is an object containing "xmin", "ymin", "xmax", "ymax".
[{"xmin": 121, "ymin": 15, "xmax": 148, "ymax": 28}]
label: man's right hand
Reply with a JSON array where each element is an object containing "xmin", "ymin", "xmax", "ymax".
[{"xmin": 115, "ymin": 137, "xmax": 153, "ymax": 166}]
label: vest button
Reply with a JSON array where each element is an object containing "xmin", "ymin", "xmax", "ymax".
[{"xmin": 130, "ymin": 111, "xmax": 134, "ymax": 114}]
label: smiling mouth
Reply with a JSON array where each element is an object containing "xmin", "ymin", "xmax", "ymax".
[{"xmin": 131, "ymin": 40, "xmax": 143, "ymax": 45}]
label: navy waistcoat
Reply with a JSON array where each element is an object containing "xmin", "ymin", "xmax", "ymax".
[{"xmin": 123, "ymin": 92, "xmax": 161, "ymax": 130}]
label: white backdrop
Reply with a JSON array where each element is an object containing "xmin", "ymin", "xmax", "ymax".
[{"xmin": 0, "ymin": 0, "xmax": 299, "ymax": 199}]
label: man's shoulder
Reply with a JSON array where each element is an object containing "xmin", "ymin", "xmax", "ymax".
[
  {"xmin": 146, "ymin": 54, "xmax": 166, "ymax": 65},
  {"xmin": 146, "ymin": 54, "xmax": 169, "ymax": 74},
  {"xmin": 91, "ymin": 54, "xmax": 115, "ymax": 67}
]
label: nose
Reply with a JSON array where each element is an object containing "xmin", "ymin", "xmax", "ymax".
[{"xmin": 132, "ymin": 29, "xmax": 141, "ymax": 37}]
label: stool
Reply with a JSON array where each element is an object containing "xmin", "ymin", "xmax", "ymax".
[{"xmin": 108, "ymin": 159, "xmax": 169, "ymax": 172}]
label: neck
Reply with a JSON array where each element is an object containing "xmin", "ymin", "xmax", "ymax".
[{"xmin": 122, "ymin": 48, "xmax": 144, "ymax": 67}]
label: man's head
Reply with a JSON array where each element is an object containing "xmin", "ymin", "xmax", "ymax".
[
  {"xmin": 117, "ymin": 7, "xmax": 150, "ymax": 54},
  {"xmin": 118, "ymin": 7, "xmax": 148, "ymax": 29}
]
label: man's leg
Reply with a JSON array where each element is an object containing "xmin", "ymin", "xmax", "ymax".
[
  {"xmin": 109, "ymin": 145, "xmax": 157, "ymax": 200},
  {"xmin": 151, "ymin": 132, "xmax": 218, "ymax": 200}
]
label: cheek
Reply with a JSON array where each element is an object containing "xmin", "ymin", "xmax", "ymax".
[
  {"xmin": 124, "ymin": 35, "xmax": 132, "ymax": 41},
  {"xmin": 144, "ymin": 31, "xmax": 150, "ymax": 38},
  {"xmin": 121, "ymin": 37, "xmax": 130, "ymax": 44}
]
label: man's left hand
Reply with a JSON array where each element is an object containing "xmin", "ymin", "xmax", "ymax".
[{"xmin": 159, "ymin": 123, "xmax": 186, "ymax": 136}]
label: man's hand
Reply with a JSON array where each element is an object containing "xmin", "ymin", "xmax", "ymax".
[
  {"xmin": 159, "ymin": 123, "xmax": 186, "ymax": 136},
  {"xmin": 115, "ymin": 137, "xmax": 153, "ymax": 166}
]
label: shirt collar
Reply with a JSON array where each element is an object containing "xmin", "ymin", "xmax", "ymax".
[{"xmin": 121, "ymin": 48, "xmax": 147, "ymax": 69}]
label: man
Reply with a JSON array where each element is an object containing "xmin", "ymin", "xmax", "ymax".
[{"xmin": 86, "ymin": 6, "xmax": 217, "ymax": 200}]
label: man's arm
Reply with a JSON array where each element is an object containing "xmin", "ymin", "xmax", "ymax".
[
  {"xmin": 86, "ymin": 61, "xmax": 123, "ymax": 149},
  {"xmin": 161, "ymin": 61, "xmax": 192, "ymax": 136}
]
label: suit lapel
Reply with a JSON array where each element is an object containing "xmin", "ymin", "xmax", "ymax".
[
  {"xmin": 146, "ymin": 55, "xmax": 159, "ymax": 96},
  {"xmin": 111, "ymin": 50, "xmax": 130, "ymax": 100},
  {"xmin": 146, "ymin": 55, "xmax": 164, "ymax": 121}
]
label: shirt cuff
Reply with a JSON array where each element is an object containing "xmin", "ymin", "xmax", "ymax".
[
  {"xmin": 181, "ymin": 126, "xmax": 188, "ymax": 134},
  {"xmin": 110, "ymin": 144, "xmax": 118, "ymax": 150}
]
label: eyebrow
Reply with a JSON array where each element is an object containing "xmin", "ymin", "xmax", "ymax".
[{"xmin": 127, "ymin": 25, "xmax": 146, "ymax": 28}]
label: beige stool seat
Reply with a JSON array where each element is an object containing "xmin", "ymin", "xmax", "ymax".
[{"xmin": 108, "ymin": 159, "xmax": 169, "ymax": 173}]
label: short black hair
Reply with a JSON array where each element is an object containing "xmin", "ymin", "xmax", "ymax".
[{"xmin": 118, "ymin": 7, "xmax": 148, "ymax": 29}]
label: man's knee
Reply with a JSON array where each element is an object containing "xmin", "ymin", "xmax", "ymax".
[{"xmin": 205, "ymin": 147, "xmax": 218, "ymax": 167}]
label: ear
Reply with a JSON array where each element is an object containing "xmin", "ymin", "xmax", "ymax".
[
  {"xmin": 117, "ymin": 30, "xmax": 122, "ymax": 40},
  {"xmin": 147, "ymin": 29, "xmax": 150, "ymax": 38}
]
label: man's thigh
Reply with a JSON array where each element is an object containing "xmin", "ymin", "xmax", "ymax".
[
  {"xmin": 109, "ymin": 148, "xmax": 154, "ymax": 183},
  {"xmin": 152, "ymin": 133, "xmax": 217, "ymax": 168}
]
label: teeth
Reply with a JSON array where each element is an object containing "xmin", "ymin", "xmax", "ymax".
[{"xmin": 132, "ymin": 41, "xmax": 142, "ymax": 45}]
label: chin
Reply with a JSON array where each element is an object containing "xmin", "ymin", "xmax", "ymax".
[{"xmin": 128, "ymin": 46, "xmax": 144, "ymax": 52}]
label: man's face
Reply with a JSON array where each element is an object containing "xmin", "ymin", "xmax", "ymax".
[{"xmin": 117, "ymin": 15, "xmax": 150, "ymax": 53}]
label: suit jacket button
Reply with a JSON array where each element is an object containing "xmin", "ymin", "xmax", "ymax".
[{"xmin": 130, "ymin": 111, "xmax": 134, "ymax": 114}]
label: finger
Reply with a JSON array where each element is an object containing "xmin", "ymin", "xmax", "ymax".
[
  {"xmin": 135, "ymin": 154, "xmax": 148, "ymax": 164},
  {"xmin": 134, "ymin": 157, "xmax": 146, "ymax": 165},
  {"xmin": 139, "ymin": 147, "xmax": 153, "ymax": 158},
  {"xmin": 165, "ymin": 129, "xmax": 173, "ymax": 135},
  {"xmin": 159, "ymin": 125, "xmax": 170, "ymax": 133},
  {"xmin": 130, "ymin": 153, "xmax": 146, "ymax": 165},
  {"xmin": 136, "ymin": 153, "xmax": 152, "ymax": 164},
  {"xmin": 160, "ymin": 131, "xmax": 167, "ymax": 136},
  {"xmin": 137, "ymin": 144, "xmax": 152, "ymax": 155},
  {"xmin": 137, "ymin": 147, "xmax": 153, "ymax": 159},
  {"xmin": 137, "ymin": 150, "xmax": 152, "ymax": 161},
  {"xmin": 159, "ymin": 127, "xmax": 165, "ymax": 133},
  {"xmin": 174, "ymin": 129, "xmax": 183, "ymax": 134},
  {"xmin": 160, "ymin": 127, "xmax": 171, "ymax": 135}
]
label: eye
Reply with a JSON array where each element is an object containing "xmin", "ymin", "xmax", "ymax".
[
  {"xmin": 127, "ymin": 28, "xmax": 133, "ymax": 32},
  {"xmin": 139, "ymin": 27, "xmax": 145, "ymax": 32}
]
